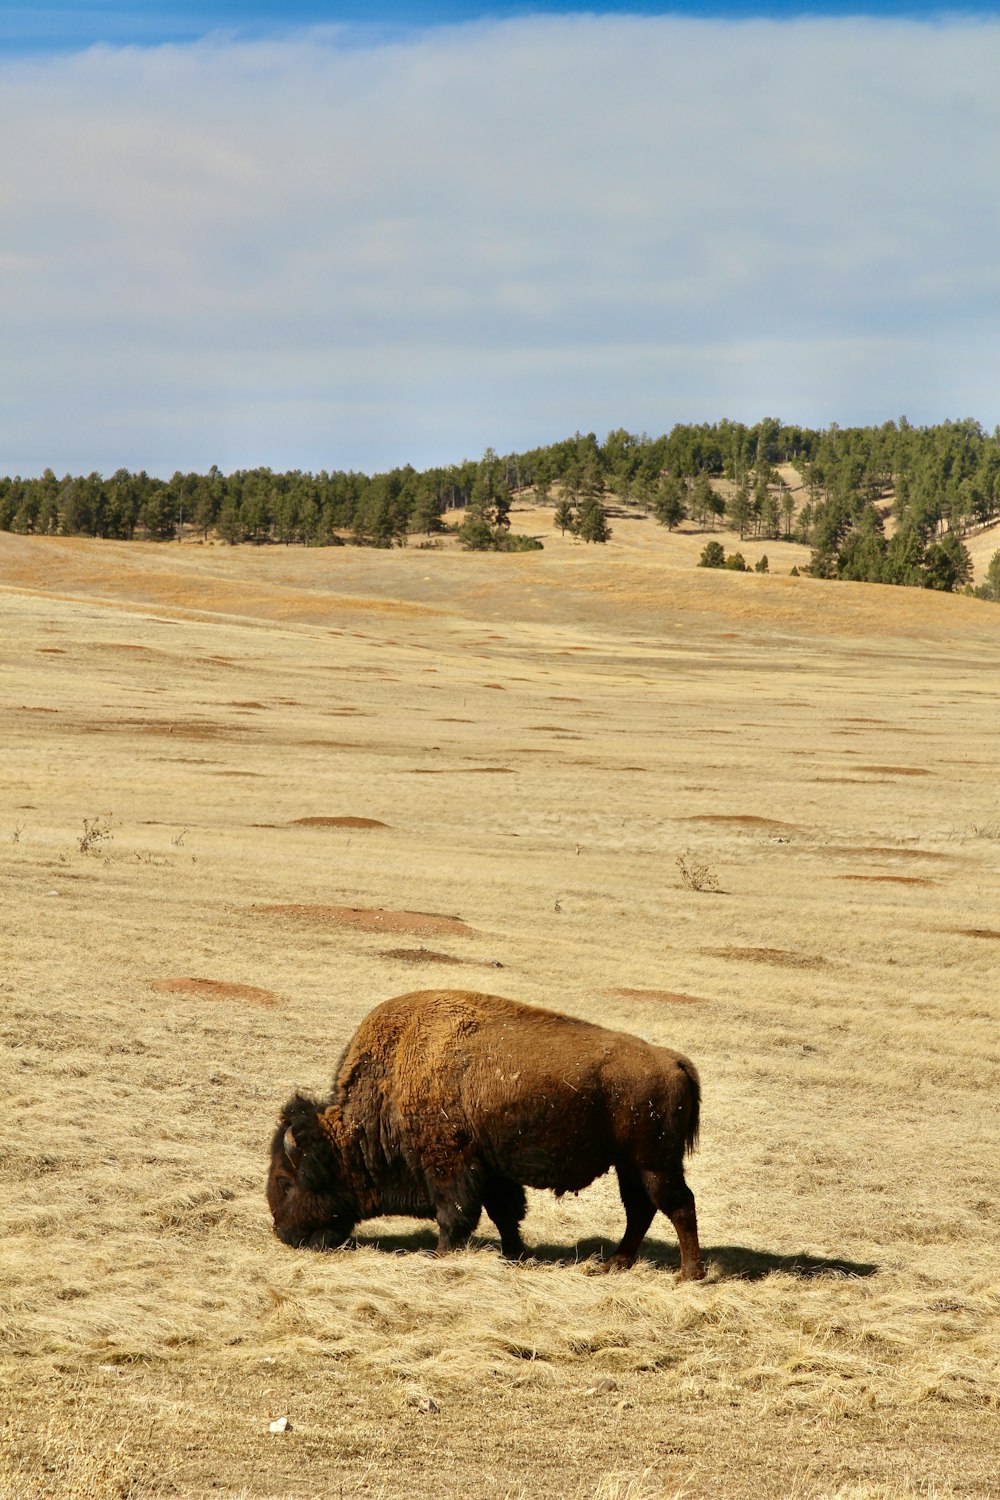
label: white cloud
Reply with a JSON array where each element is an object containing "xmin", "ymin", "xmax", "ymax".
[{"xmin": 2, "ymin": 14, "xmax": 999, "ymax": 475}]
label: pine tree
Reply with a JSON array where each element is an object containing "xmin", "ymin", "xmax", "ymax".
[{"xmin": 577, "ymin": 497, "xmax": 611, "ymax": 544}]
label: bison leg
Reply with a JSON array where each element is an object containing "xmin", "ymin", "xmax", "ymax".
[
  {"xmin": 603, "ymin": 1164, "xmax": 657, "ymax": 1271},
  {"xmin": 431, "ymin": 1178, "xmax": 483, "ymax": 1254},
  {"xmin": 643, "ymin": 1168, "xmax": 705, "ymax": 1281},
  {"xmin": 482, "ymin": 1177, "xmax": 528, "ymax": 1261}
]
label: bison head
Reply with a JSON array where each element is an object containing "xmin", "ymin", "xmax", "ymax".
[{"xmin": 266, "ymin": 1094, "xmax": 357, "ymax": 1250}]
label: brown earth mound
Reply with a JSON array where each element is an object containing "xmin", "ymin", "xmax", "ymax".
[
  {"xmin": 707, "ymin": 947, "xmax": 827, "ymax": 968},
  {"xmin": 408, "ymin": 766, "xmax": 514, "ymax": 775},
  {"xmin": 255, "ymin": 905, "xmax": 475, "ymax": 937},
  {"xmin": 150, "ymin": 977, "xmax": 279, "ymax": 1005},
  {"xmin": 606, "ymin": 987, "xmax": 707, "ymax": 1006},
  {"xmin": 830, "ymin": 846, "xmax": 953, "ymax": 861},
  {"xmin": 380, "ymin": 947, "xmax": 469, "ymax": 965},
  {"xmin": 837, "ymin": 875, "xmax": 935, "ymax": 886},
  {"xmin": 683, "ymin": 815, "xmax": 798, "ymax": 830},
  {"xmin": 289, "ymin": 816, "xmax": 390, "ymax": 829},
  {"xmin": 857, "ymin": 765, "xmax": 932, "ymax": 776},
  {"xmin": 951, "ymin": 927, "xmax": 1000, "ymax": 940}
]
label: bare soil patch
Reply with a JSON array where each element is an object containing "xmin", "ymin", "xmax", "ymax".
[
  {"xmin": 857, "ymin": 765, "xmax": 932, "ymax": 776},
  {"xmin": 380, "ymin": 947, "xmax": 472, "ymax": 965},
  {"xmin": 830, "ymin": 845, "xmax": 953, "ymax": 861},
  {"xmin": 951, "ymin": 927, "xmax": 1000, "ymax": 940},
  {"xmin": 254, "ymin": 905, "xmax": 475, "ymax": 937},
  {"xmin": 289, "ymin": 816, "xmax": 390, "ymax": 829},
  {"xmin": 408, "ymin": 766, "xmax": 515, "ymax": 775},
  {"xmin": 837, "ymin": 874, "xmax": 935, "ymax": 886},
  {"xmin": 149, "ymin": 977, "xmax": 279, "ymax": 1006},
  {"xmin": 606, "ymin": 987, "xmax": 708, "ymax": 1006},
  {"xmin": 707, "ymin": 946, "xmax": 828, "ymax": 968},
  {"xmin": 682, "ymin": 814, "xmax": 799, "ymax": 830}
]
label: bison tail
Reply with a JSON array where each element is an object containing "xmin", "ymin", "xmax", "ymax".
[{"xmin": 678, "ymin": 1059, "xmax": 700, "ymax": 1155}]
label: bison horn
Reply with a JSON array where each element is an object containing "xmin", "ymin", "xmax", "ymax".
[{"xmin": 283, "ymin": 1126, "xmax": 301, "ymax": 1165}]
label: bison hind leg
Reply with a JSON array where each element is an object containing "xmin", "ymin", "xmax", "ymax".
[
  {"xmin": 642, "ymin": 1168, "xmax": 705, "ymax": 1282},
  {"xmin": 603, "ymin": 1164, "xmax": 657, "ymax": 1271},
  {"xmin": 483, "ymin": 1177, "xmax": 528, "ymax": 1261}
]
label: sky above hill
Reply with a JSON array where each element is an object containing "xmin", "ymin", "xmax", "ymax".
[{"xmin": 2, "ymin": 4, "xmax": 999, "ymax": 476}]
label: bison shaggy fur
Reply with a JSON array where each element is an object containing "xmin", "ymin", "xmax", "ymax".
[{"xmin": 267, "ymin": 989, "xmax": 704, "ymax": 1277}]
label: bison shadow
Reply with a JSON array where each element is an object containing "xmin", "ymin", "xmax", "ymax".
[{"xmin": 350, "ymin": 1226, "xmax": 877, "ymax": 1281}]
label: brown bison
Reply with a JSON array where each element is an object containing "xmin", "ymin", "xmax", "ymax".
[{"xmin": 267, "ymin": 989, "xmax": 704, "ymax": 1278}]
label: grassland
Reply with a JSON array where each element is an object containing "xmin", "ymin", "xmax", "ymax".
[{"xmin": 1, "ymin": 512, "xmax": 998, "ymax": 1499}]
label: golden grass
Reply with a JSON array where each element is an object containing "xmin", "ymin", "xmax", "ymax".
[{"xmin": 1, "ymin": 520, "xmax": 998, "ymax": 1499}]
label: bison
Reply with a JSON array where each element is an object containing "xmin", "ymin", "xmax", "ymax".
[{"xmin": 267, "ymin": 989, "xmax": 704, "ymax": 1278}]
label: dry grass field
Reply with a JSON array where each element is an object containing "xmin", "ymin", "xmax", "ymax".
[{"xmin": 2, "ymin": 513, "xmax": 999, "ymax": 1500}]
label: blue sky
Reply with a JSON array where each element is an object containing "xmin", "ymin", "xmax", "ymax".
[
  {"xmin": 5, "ymin": 3, "xmax": 1000, "ymax": 51},
  {"xmin": 1, "ymin": 4, "xmax": 999, "ymax": 475}
]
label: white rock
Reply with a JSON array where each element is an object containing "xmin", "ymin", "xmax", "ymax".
[{"xmin": 268, "ymin": 1416, "xmax": 292, "ymax": 1433}]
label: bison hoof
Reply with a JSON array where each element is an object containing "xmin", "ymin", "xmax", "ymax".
[
  {"xmin": 594, "ymin": 1253, "xmax": 634, "ymax": 1274},
  {"xmin": 679, "ymin": 1262, "xmax": 707, "ymax": 1282}
]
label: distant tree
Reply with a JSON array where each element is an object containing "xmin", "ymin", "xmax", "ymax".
[
  {"xmin": 923, "ymin": 532, "xmax": 972, "ymax": 592},
  {"xmin": 653, "ymin": 475, "xmax": 686, "ymax": 530},
  {"xmin": 780, "ymin": 486, "xmax": 796, "ymax": 539},
  {"xmin": 973, "ymin": 549, "xmax": 1000, "ymax": 601},
  {"xmin": 553, "ymin": 499, "xmax": 576, "ymax": 536},
  {"xmin": 727, "ymin": 482, "xmax": 752, "ymax": 540},
  {"xmin": 754, "ymin": 555, "xmax": 769, "ymax": 573},
  {"xmin": 457, "ymin": 501, "xmax": 497, "ymax": 551},
  {"xmin": 698, "ymin": 540, "xmax": 726, "ymax": 568},
  {"xmin": 410, "ymin": 477, "xmax": 444, "ymax": 538},
  {"xmin": 723, "ymin": 551, "xmax": 748, "ymax": 571},
  {"xmin": 215, "ymin": 499, "xmax": 245, "ymax": 545},
  {"xmin": 882, "ymin": 522, "xmax": 926, "ymax": 587},
  {"xmin": 577, "ymin": 496, "xmax": 611, "ymax": 544},
  {"xmin": 689, "ymin": 472, "xmax": 722, "ymax": 529}
]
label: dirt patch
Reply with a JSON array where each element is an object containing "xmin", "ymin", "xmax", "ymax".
[
  {"xmin": 37, "ymin": 647, "xmax": 66, "ymax": 654},
  {"xmin": 230, "ymin": 700, "xmax": 265, "ymax": 709},
  {"xmin": 289, "ymin": 816, "xmax": 389, "ymax": 829},
  {"xmin": 857, "ymin": 765, "xmax": 932, "ymax": 776},
  {"xmin": 830, "ymin": 845, "xmax": 953, "ymax": 861},
  {"xmin": 836, "ymin": 875, "xmax": 935, "ymax": 886},
  {"xmin": 380, "ymin": 946, "xmax": 470, "ymax": 965},
  {"xmin": 255, "ymin": 905, "xmax": 475, "ymax": 937},
  {"xmin": 951, "ymin": 927, "xmax": 1000, "ymax": 939},
  {"xmin": 707, "ymin": 946, "xmax": 827, "ymax": 968},
  {"xmin": 606, "ymin": 987, "xmax": 707, "ymax": 1006},
  {"xmin": 149, "ymin": 977, "xmax": 279, "ymax": 1006},
  {"xmin": 408, "ymin": 766, "xmax": 515, "ymax": 775},
  {"xmin": 683, "ymin": 815, "xmax": 799, "ymax": 830}
]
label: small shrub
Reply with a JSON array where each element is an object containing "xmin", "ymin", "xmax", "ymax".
[
  {"xmin": 78, "ymin": 817, "xmax": 113, "ymax": 855},
  {"xmin": 754, "ymin": 554, "xmax": 769, "ymax": 573},
  {"xmin": 698, "ymin": 541, "xmax": 726, "ymax": 569},
  {"xmin": 723, "ymin": 551, "xmax": 747, "ymax": 572},
  {"xmin": 676, "ymin": 850, "xmax": 721, "ymax": 893},
  {"xmin": 494, "ymin": 532, "xmax": 544, "ymax": 552}
]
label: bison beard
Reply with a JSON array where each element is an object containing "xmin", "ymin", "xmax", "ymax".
[{"xmin": 266, "ymin": 989, "xmax": 705, "ymax": 1278}]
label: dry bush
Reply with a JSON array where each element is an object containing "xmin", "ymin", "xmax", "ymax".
[{"xmin": 675, "ymin": 850, "xmax": 720, "ymax": 893}]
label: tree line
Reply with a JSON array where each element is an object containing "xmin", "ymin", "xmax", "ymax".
[{"xmin": 2, "ymin": 416, "xmax": 999, "ymax": 592}]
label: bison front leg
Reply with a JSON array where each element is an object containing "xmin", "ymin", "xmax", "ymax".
[
  {"xmin": 431, "ymin": 1178, "xmax": 483, "ymax": 1254},
  {"xmin": 483, "ymin": 1177, "xmax": 528, "ymax": 1261},
  {"xmin": 644, "ymin": 1169, "xmax": 705, "ymax": 1281}
]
